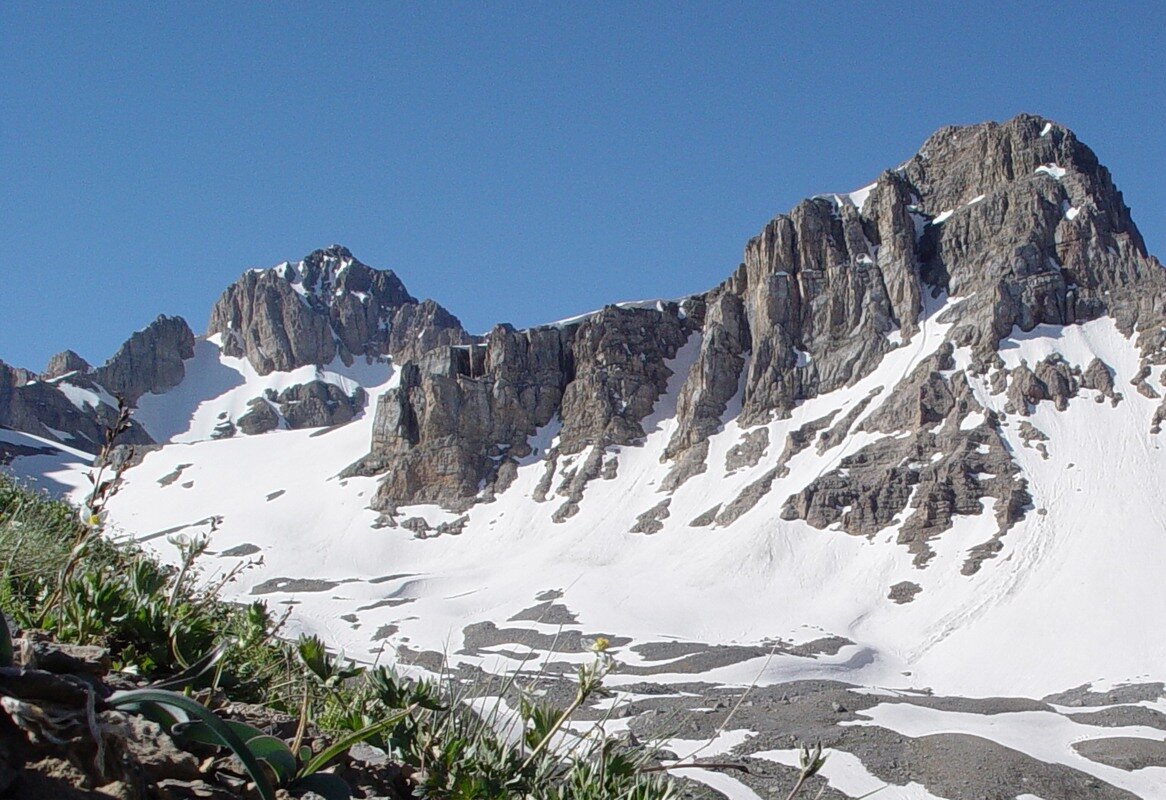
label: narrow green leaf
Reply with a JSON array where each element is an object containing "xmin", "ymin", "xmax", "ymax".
[
  {"xmin": 300, "ymin": 706, "xmax": 414, "ymax": 777},
  {"xmin": 174, "ymin": 718, "xmax": 268, "ymax": 748},
  {"xmin": 146, "ymin": 638, "xmax": 234, "ymax": 691},
  {"xmin": 133, "ymin": 701, "xmax": 189, "ymax": 731},
  {"xmin": 108, "ymin": 689, "xmax": 277, "ymax": 800},
  {"xmin": 246, "ymin": 734, "xmax": 298, "ymax": 784}
]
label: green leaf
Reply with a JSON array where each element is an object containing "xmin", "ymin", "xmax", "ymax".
[
  {"xmin": 133, "ymin": 701, "xmax": 189, "ymax": 731},
  {"xmin": 108, "ymin": 689, "xmax": 277, "ymax": 800},
  {"xmin": 147, "ymin": 638, "xmax": 234, "ymax": 691},
  {"xmin": 299, "ymin": 706, "xmax": 415, "ymax": 777},
  {"xmin": 297, "ymin": 634, "xmax": 331, "ymax": 681},
  {"xmin": 174, "ymin": 717, "xmax": 268, "ymax": 748},
  {"xmin": 177, "ymin": 723, "xmax": 295, "ymax": 783},
  {"xmin": 247, "ymin": 734, "xmax": 298, "ymax": 784},
  {"xmin": 290, "ymin": 772, "xmax": 352, "ymax": 800}
]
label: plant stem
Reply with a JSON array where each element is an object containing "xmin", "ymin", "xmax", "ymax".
[{"xmin": 520, "ymin": 685, "xmax": 585, "ymax": 772}]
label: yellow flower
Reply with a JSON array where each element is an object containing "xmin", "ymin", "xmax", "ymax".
[{"xmin": 590, "ymin": 636, "xmax": 610, "ymax": 653}]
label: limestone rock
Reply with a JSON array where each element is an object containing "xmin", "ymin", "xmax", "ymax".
[
  {"xmin": 355, "ymin": 303, "xmax": 692, "ymax": 511},
  {"xmin": 41, "ymin": 350, "xmax": 90, "ymax": 380},
  {"xmin": 631, "ymin": 499, "xmax": 671, "ymax": 534},
  {"xmin": 0, "ymin": 362, "xmax": 153, "ymax": 453},
  {"xmin": 666, "ymin": 290, "xmax": 749, "ymax": 458},
  {"xmin": 661, "ymin": 439, "xmax": 708, "ymax": 492},
  {"xmin": 243, "ymin": 380, "xmax": 368, "ymax": 432},
  {"xmin": 1034, "ymin": 355, "xmax": 1078, "ymax": 411},
  {"xmin": 558, "ymin": 304, "xmax": 692, "ymax": 453},
  {"xmin": 1006, "ymin": 362, "xmax": 1049, "ymax": 416},
  {"xmin": 237, "ymin": 398, "xmax": 281, "ymax": 436},
  {"xmin": 93, "ymin": 315, "xmax": 195, "ymax": 404},
  {"xmin": 784, "ymin": 371, "xmax": 1030, "ymax": 569},
  {"xmin": 1152, "ymin": 399, "xmax": 1166, "ymax": 435},
  {"xmin": 725, "ymin": 428, "xmax": 769, "ymax": 472},
  {"xmin": 208, "ymin": 245, "xmax": 470, "ymax": 375},
  {"xmin": 888, "ymin": 582, "xmax": 922, "ymax": 604},
  {"xmin": 352, "ymin": 324, "xmax": 574, "ymax": 508},
  {"xmin": 817, "ymin": 389, "xmax": 880, "ymax": 453},
  {"xmin": 738, "ymin": 198, "xmax": 895, "ymax": 424}
]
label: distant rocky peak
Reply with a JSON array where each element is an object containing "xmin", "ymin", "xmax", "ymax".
[
  {"xmin": 42, "ymin": 350, "xmax": 91, "ymax": 380},
  {"xmin": 269, "ymin": 245, "xmax": 416, "ymax": 311},
  {"xmin": 93, "ymin": 315, "xmax": 196, "ymax": 404},
  {"xmin": 208, "ymin": 247, "xmax": 467, "ymax": 375}
]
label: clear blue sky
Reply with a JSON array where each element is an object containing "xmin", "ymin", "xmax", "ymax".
[{"xmin": 3, "ymin": 3, "xmax": 1164, "ymax": 370}]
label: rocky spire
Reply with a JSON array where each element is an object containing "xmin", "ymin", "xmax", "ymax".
[
  {"xmin": 92, "ymin": 316, "xmax": 195, "ymax": 404},
  {"xmin": 42, "ymin": 350, "xmax": 91, "ymax": 380},
  {"xmin": 207, "ymin": 245, "xmax": 471, "ymax": 375}
]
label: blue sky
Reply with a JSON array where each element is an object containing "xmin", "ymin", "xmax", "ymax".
[{"xmin": 3, "ymin": 3, "xmax": 1164, "ymax": 370}]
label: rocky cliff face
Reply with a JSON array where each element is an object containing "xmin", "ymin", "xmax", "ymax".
[
  {"xmin": 207, "ymin": 245, "xmax": 471, "ymax": 374},
  {"xmin": 0, "ymin": 315, "xmax": 195, "ymax": 453},
  {"xmin": 91, "ymin": 315, "xmax": 196, "ymax": 404},
  {"xmin": 336, "ymin": 114, "xmax": 1163, "ymax": 554}
]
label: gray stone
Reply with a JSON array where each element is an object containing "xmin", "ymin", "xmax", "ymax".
[
  {"xmin": 41, "ymin": 350, "xmax": 90, "ymax": 380},
  {"xmin": 208, "ymin": 245, "xmax": 469, "ymax": 374},
  {"xmin": 724, "ymin": 428, "xmax": 768, "ymax": 472},
  {"xmin": 630, "ymin": 499, "xmax": 671, "ymax": 534},
  {"xmin": 93, "ymin": 315, "xmax": 195, "ymax": 404},
  {"xmin": 237, "ymin": 398, "xmax": 280, "ymax": 435},
  {"xmin": 887, "ymin": 581, "xmax": 922, "ymax": 604}
]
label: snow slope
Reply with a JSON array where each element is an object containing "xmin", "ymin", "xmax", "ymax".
[{"xmin": 15, "ymin": 303, "xmax": 1140, "ymax": 705}]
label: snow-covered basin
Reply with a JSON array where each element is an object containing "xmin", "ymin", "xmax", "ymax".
[{"xmin": 88, "ymin": 310, "xmax": 1166, "ymax": 703}]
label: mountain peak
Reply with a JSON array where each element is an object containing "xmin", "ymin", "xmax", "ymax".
[
  {"xmin": 307, "ymin": 243, "xmax": 354, "ymax": 262},
  {"xmin": 208, "ymin": 249, "xmax": 467, "ymax": 375}
]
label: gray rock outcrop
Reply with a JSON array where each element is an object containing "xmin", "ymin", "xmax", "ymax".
[
  {"xmin": 41, "ymin": 350, "xmax": 90, "ymax": 380},
  {"xmin": 346, "ymin": 324, "xmax": 574, "ymax": 508},
  {"xmin": 208, "ymin": 245, "xmax": 470, "ymax": 374},
  {"xmin": 350, "ymin": 303, "xmax": 694, "ymax": 510},
  {"xmin": 91, "ymin": 315, "xmax": 195, "ymax": 404},
  {"xmin": 238, "ymin": 381, "xmax": 369, "ymax": 435},
  {"xmin": 0, "ymin": 315, "xmax": 181, "ymax": 454}
]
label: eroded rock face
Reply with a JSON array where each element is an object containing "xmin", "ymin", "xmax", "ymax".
[
  {"xmin": 349, "ymin": 303, "xmax": 696, "ymax": 510},
  {"xmin": 208, "ymin": 245, "xmax": 470, "ymax": 374},
  {"xmin": 237, "ymin": 381, "xmax": 368, "ymax": 435},
  {"xmin": 558, "ymin": 305, "xmax": 692, "ymax": 453},
  {"xmin": 783, "ymin": 369, "xmax": 1031, "ymax": 570},
  {"xmin": 92, "ymin": 315, "xmax": 195, "ymax": 404},
  {"xmin": 666, "ymin": 289, "xmax": 749, "ymax": 459},
  {"xmin": 916, "ymin": 116, "xmax": 1164, "ymax": 354},
  {"xmin": 738, "ymin": 199, "xmax": 896, "ymax": 425},
  {"xmin": 42, "ymin": 350, "xmax": 90, "ymax": 380},
  {"xmin": 348, "ymin": 324, "xmax": 574, "ymax": 508},
  {"xmin": 0, "ymin": 314, "xmax": 189, "ymax": 453}
]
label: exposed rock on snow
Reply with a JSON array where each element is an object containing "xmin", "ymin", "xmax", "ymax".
[
  {"xmin": 41, "ymin": 349, "xmax": 90, "ymax": 380},
  {"xmin": 92, "ymin": 315, "xmax": 195, "ymax": 404},
  {"xmin": 208, "ymin": 245, "xmax": 470, "ymax": 374}
]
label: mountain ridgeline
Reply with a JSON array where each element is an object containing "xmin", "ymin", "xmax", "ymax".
[{"xmin": 3, "ymin": 114, "xmax": 1165, "ymax": 576}]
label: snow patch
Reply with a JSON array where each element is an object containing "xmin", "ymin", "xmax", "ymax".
[{"xmin": 1035, "ymin": 163, "xmax": 1067, "ymax": 180}]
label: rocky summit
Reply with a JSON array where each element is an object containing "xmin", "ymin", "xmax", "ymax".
[{"xmin": 6, "ymin": 114, "xmax": 1166, "ymax": 798}]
